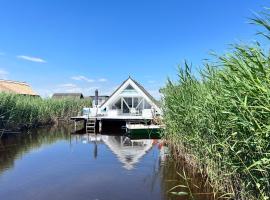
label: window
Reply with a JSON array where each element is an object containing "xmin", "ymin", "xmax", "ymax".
[
  {"xmin": 123, "ymin": 101, "xmax": 129, "ymax": 113},
  {"xmin": 125, "ymin": 84, "xmax": 134, "ymax": 90},
  {"xmin": 112, "ymin": 98, "xmax": 121, "ymax": 110},
  {"xmin": 124, "ymin": 97, "xmax": 132, "ymax": 108},
  {"xmin": 133, "ymin": 97, "xmax": 139, "ymax": 107},
  {"xmin": 144, "ymin": 101, "xmax": 151, "ymax": 109}
]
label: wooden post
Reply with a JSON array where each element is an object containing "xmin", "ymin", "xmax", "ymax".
[
  {"xmin": 74, "ymin": 120, "xmax": 77, "ymax": 132},
  {"xmin": 99, "ymin": 120, "xmax": 102, "ymax": 133},
  {"xmin": 84, "ymin": 120, "xmax": 87, "ymax": 133}
]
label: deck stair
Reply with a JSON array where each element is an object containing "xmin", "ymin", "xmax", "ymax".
[{"xmin": 86, "ymin": 119, "xmax": 96, "ymax": 133}]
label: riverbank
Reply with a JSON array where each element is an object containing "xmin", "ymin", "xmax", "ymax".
[
  {"xmin": 161, "ymin": 12, "xmax": 270, "ymax": 200},
  {"xmin": 0, "ymin": 93, "xmax": 91, "ymax": 131}
]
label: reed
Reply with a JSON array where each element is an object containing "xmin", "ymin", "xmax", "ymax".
[
  {"xmin": 0, "ymin": 93, "xmax": 91, "ymax": 129},
  {"xmin": 162, "ymin": 11, "xmax": 270, "ymax": 200}
]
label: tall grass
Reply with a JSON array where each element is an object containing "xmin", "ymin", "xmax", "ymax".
[
  {"xmin": 162, "ymin": 12, "xmax": 270, "ymax": 200},
  {"xmin": 0, "ymin": 93, "xmax": 91, "ymax": 129}
]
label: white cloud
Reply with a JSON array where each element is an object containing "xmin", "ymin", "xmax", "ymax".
[
  {"xmin": 17, "ymin": 55, "xmax": 46, "ymax": 63},
  {"xmin": 71, "ymin": 75, "xmax": 94, "ymax": 82},
  {"xmin": 58, "ymin": 83, "xmax": 77, "ymax": 88},
  {"xmin": 0, "ymin": 69, "xmax": 8, "ymax": 79},
  {"xmin": 58, "ymin": 86, "xmax": 98, "ymax": 94},
  {"xmin": 98, "ymin": 78, "xmax": 107, "ymax": 82}
]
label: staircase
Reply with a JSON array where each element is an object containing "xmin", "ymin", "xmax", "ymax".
[{"xmin": 86, "ymin": 119, "xmax": 96, "ymax": 133}]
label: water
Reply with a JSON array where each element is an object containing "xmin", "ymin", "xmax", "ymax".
[{"xmin": 0, "ymin": 126, "xmax": 215, "ymax": 200}]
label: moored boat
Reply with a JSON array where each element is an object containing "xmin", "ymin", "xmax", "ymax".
[{"xmin": 126, "ymin": 124, "xmax": 164, "ymax": 139}]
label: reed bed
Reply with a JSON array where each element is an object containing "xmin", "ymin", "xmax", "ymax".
[
  {"xmin": 0, "ymin": 93, "xmax": 91, "ymax": 129},
  {"xmin": 162, "ymin": 12, "xmax": 270, "ymax": 200}
]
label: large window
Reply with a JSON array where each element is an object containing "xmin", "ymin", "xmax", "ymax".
[
  {"xmin": 111, "ymin": 97, "xmax": 152, "ymax": 114},
  {"xmin": 112, "ymin": 98, "xmax": 121, "ymax": 110}
]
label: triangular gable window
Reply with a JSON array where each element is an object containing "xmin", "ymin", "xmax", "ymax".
[
  {"xmin": 121, "ymin": 84, "xmax": 137, "ymax": 94},
  {"xmin": 125, "ymin": 84, "xmax": 134, "ymax": 90}
]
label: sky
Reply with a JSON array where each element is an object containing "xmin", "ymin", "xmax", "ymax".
[{"xmin": 0, "ymin": 0, "xmax": 268, "ymax": 98}]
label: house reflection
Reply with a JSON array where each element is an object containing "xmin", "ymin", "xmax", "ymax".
[{"xmin": 76, "ymin": 134, "xmax": 154, "ymax": 170}]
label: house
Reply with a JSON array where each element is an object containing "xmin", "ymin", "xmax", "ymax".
[
  {"xmin": 0, "ymin": 79, "xmax": 38, "ymax": 96},
  {"xmin": 99, "ymin": 77, "xmax": 161, "ymax": 118},
  {"xmin": 72, "ymin": 77, "xmax": 162, "ymax": 133},
  {"xmin": 52, "ymin": 93, "xmax": 84, "ymax": 99}
]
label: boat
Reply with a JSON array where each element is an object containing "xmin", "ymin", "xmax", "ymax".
[{"xmin": 126, "ymin": 124, "xmax": 164, "ymax": 139}]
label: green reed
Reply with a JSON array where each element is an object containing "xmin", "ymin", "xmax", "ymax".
[
  {"xmin": 162, "ymin": 11, "xmax": 270, "ymax": 200},
  {"xmin": 0, "ymin": 93, "xmax": 91, "ymax": 129}
]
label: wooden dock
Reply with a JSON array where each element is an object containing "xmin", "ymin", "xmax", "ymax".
[{"xmin": 70, "ymin": 115, "xmax": 153, "ymax": 134}]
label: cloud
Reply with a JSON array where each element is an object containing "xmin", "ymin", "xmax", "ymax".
[
  {"xmin": 58, "ymin": 83, "xmax": 77, "ymax": 88},
  {"xmin": 98, "ymin": 78, "xmax": 107, "ymax": 82},
  {"xmin": 71, "ymin": 75, "xmax": 94, "ymax": 82},
  {"xmin": 0, "ymin": 69, "xmax": 8, "ymax": 79},
  {"xmin": 0, "ymin": 52, "xmax": 5, "ymax": 56},
  {"xmin": 17, "ymin": 55, "xmax": 46, "ymax": 63},
  {"xmin": 57, "ymin": 86, "xmax": 98, "ymax": 94}
]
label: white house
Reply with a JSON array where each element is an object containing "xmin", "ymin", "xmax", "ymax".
[
  {"xmin": 83, "ymin": 77, "xmax": 161, "ymax": 119},
  {"xmin": 99, "ymin": 77, "xmax": 161, "ymax": 119}
]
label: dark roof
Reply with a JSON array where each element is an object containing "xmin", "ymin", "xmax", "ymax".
[
  {"xmin": 89, "ymin": 95, "xmax": 109, "ymax": 98},
  {"xmin": 101, "ymin": 77, "xmax": 160, "ymax": 107},
  {"xmin": 52, "ymin": 93, "xmax": 84, "ymax": 99}
]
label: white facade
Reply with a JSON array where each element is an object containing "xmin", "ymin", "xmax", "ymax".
[
  {"xmin": 99, "ymin": 77, "xmax": 161, "ymax": 119},
  {"xmin": 82, "ymin": 77, "xmax": 161, "ymax": 119}
]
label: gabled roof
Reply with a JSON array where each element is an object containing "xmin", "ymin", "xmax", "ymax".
[
  {"xmin": 100, "ymin": 77, "xmax": 160, "ymax": 109},
  {"xmin": 0, "ymin": 79, "xmax": 38, "ymax": 96},
  {"xmin": 52, "ymin": 93, "xmax": 84, "ymax": 99},
  {"xmin": 131, "ymin": 78, "xmax": 160, "ymax": 106}
]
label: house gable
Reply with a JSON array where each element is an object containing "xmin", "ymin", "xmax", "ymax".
[{"xmin": 100, "ymin": 77, "xmax": 161, "ymax": 113}]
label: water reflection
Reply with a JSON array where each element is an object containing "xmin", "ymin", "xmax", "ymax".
[
  {"xmin": 74, "ymin": 134, "xmax": 156, "ymax": 170},
  {"xmin": 0, "ymin": 125, "xmax": 215, "ymax": 200},
  {"xmin": 0, "ymin": 125, "xmax": 69, "ymax": 175}
]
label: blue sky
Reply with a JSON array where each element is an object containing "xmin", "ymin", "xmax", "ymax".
[{"xmin": 0, "ymin": 0, "xmax": 267, "ymax": 98}]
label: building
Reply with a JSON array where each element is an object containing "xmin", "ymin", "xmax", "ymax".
[
  {"xmin": 99, "ymin": 77, "xmax": 161, "ymax": 118},
  {"xmin": 80, "ymin": 77, "xmax": 161, "ymax": 119},
  {"xmin": 71, "ymin": 77, "xmax": 162, "ymax": 133},
  {"xmin": 0, "ymin": 79, "xmax": 38, "ymax": 96},
  {"xmin": 52, "ymin": 93, "xmax": 84, "ymax": 99}
]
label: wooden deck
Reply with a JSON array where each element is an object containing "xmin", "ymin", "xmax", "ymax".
[
  {"xmin": 71, "ymin": 115, "xmax": 153, "ymax": 121},
  {"xmin": 70, "ymin": 115, "xmax": 153, "ymax": 134}
]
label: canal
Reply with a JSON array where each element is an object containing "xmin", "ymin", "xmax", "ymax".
[{"xmin": 0, "ymin": 125, "xmax": 215, "ymax": 200}]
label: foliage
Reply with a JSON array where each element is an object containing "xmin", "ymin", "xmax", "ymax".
[
  {"xmin": 0, "ymin": 93, "xmax": 91, "ymax": 129},
  {"xmin": 162, "ymin": 12, "xmax": 270, "ymax": 200}
]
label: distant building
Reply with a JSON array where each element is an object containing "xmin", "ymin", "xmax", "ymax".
[
  {"xmin": 0, "ymin": 79, "xmax": 39, "ymax": 96},
  {"xmin": 89, "ymin": 95, "xmax": 109, "ymax": 106},
  {"xmin": 52, "ymin": 93, "xmax": 84, "ymax": 99}
]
